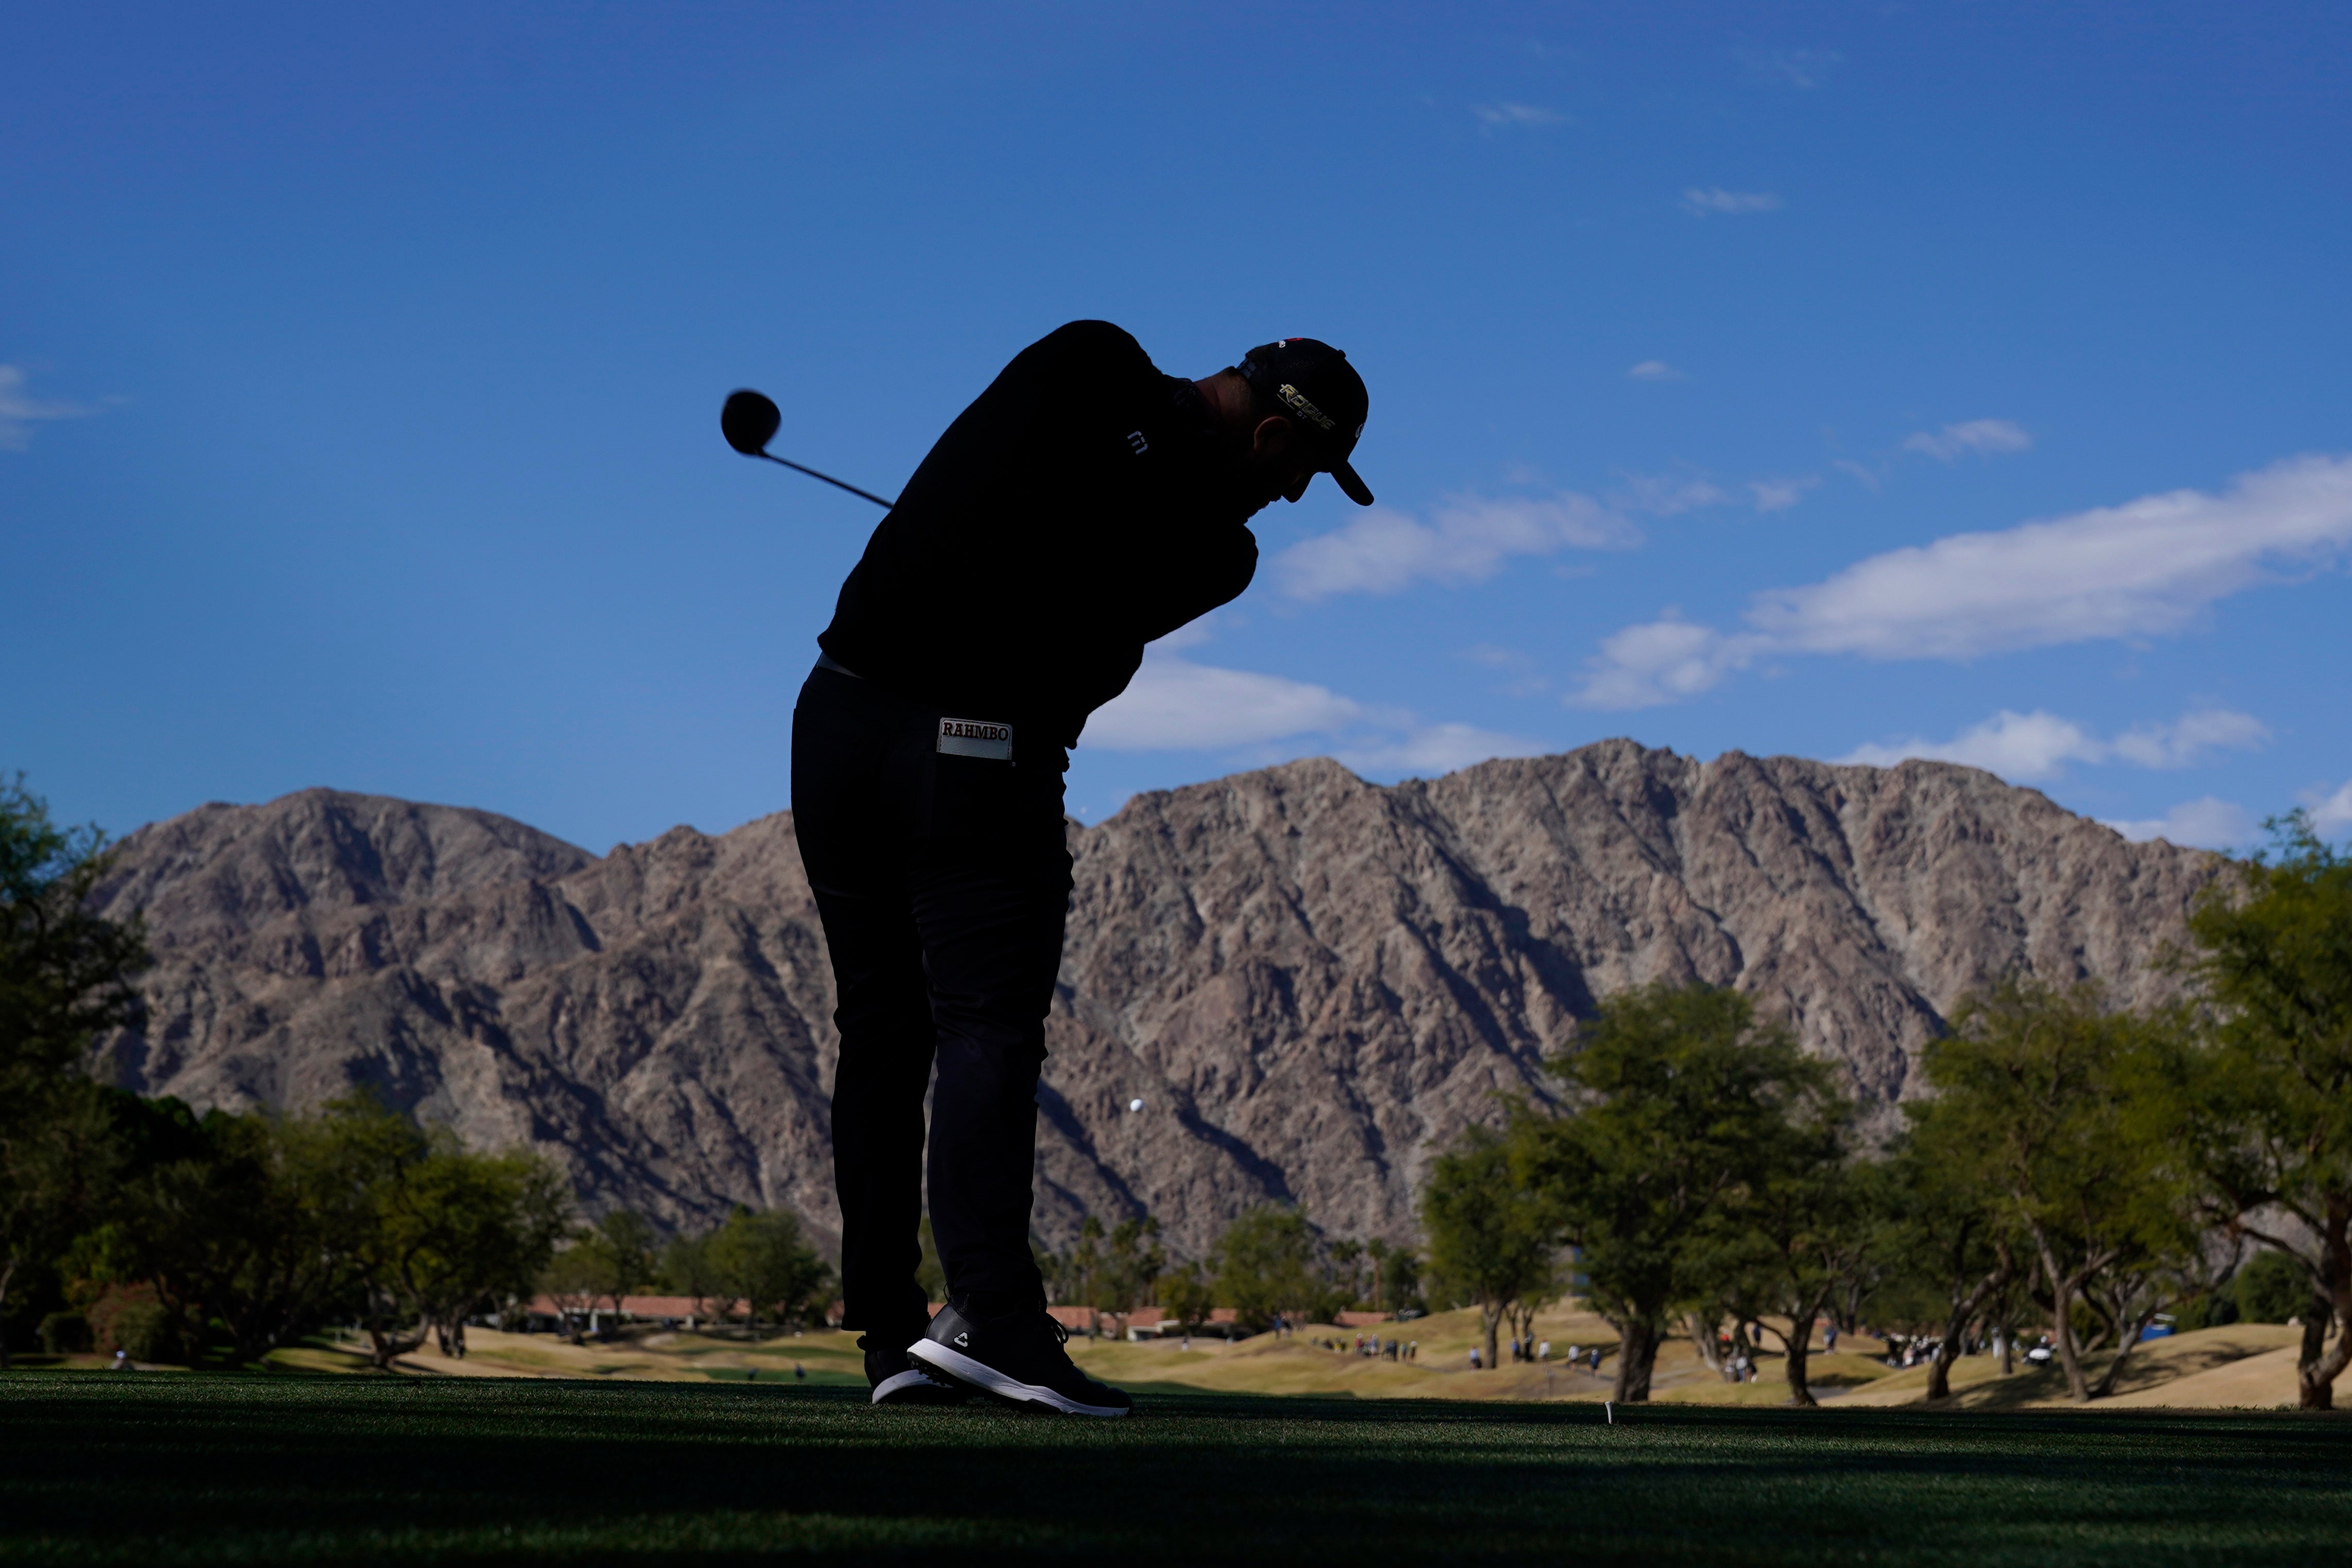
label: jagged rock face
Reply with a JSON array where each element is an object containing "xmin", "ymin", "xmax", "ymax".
[{"xmin": 89, "ymin": 745, "xmax": 2218, "ymax": 1259}]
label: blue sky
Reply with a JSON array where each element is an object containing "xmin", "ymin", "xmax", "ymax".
[{"xmin": 6, "ymin": 3, "xmax": 2348, "ymax": 855}]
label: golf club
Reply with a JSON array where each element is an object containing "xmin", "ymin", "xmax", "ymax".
[{"xmin": 720, "ymin": 389, "xmax": 896, "ymax": 509}]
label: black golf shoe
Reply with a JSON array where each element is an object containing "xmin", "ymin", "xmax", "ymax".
[
  {"xmin": 862, "ymin": 1332, "xmax": 972, "ymax": 1406},
  {"xmin": 908, "ymin": 1301, "xmax": 1133, "ymax": 1417}
]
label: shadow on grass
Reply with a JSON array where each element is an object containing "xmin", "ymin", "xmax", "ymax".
[{"xmin": 4, "ymin": 1371, "xmax": 2351, "ymax": 1564}]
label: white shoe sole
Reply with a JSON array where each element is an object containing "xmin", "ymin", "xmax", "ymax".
[
  {"xmin": 909, "ymin": 1340, "xmax": 1130, "ymax": 1417},
  {"xmin": 870, "ymin": 1368, "xmax": 956, "ymax": 1405}
]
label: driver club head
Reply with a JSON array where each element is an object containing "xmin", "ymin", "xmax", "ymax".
[{"xmin": 721, "ymin": 389, "xmax": 782, "ymax": 456}]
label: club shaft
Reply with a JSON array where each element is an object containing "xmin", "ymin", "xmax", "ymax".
[{"xmin": 757, "ymin": 451, "xmax": 895, "ymax": 509}]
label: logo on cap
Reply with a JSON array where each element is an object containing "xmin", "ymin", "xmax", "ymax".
[{"xmin": 1277, "ymin": 384, "xmax": 1337, "ymax": 433}]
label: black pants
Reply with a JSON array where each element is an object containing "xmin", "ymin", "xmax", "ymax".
[{"xmin": 790, "ymin": 663, "xmax": 1071, "ymax": 1340}]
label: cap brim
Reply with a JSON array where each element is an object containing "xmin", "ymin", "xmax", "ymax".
[{"xmin": 1331, "ymin": 460, "xmax": 1374, "ymax": 507}]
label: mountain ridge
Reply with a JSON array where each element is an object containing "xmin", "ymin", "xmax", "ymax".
[{"xmin": 87, "ymin": 743, "xmax": 2220, "ymax": 1259}]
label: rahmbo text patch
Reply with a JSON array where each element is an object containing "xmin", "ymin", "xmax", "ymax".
[{"xmin": 937, "ymin": 718, "xmax": 1014, "ymax": 761}]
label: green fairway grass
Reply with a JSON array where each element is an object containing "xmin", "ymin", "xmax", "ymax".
[{"xmin": 5, "ymin": 1371, "xmax": 2349, "ymax": 1564}]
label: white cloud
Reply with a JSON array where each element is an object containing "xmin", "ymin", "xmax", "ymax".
[
  {"xmin": 0, "ymin": 365, "xmax": 93, "ymax": 451},
  {"xmin": 1748, "ymin": 476, "xmax": 1818, "ymax": 514},
  {"xmin": 1570, "ymin": 619, "xmax": 1765, "ymax": 710},
  {"xmin": 1837, "ymin": 707, "xmax": 2268, "ymax": 783},
  {"xmin": 2106, "ymin": 798, "xmax": 2257, "ymax": 851},
  {"xmin": 1473, "ymin": 102, "xmax": 1564, "ymax": 128},
  {"xmin": 2109, "ymin": 708, "xmax": 2272, "ymax": 769},
  {"xmin": 1572, "ymin": 454, "xmax": 2352, "ymax": 708},
  {"xmin": 1274, "ymin": 492, "xmax": 1636, "ymax": 600},
  {"xmin": 2305, "ymin": 779, "xmax": 2352, "ymax": 834},
  {"xmin": 1276, "ymin": 470, "xmax": 1807, "ymax": 605},
  {"xmin": 1615, "ymin": 471, "xmax": 1729, "ymax": 517},
  {"xmin": 1083, "ymin": 658, "xmax": 1360, "ymax": 750},
  {"xmin": 1903, "ymin": 419, "xmax": 2034, "ymax": 461},
  {"xmin": 1337, "ymin": 723, "xmax": 1548, "ymax": 776},
  {"xmin": 1147, "ymin": 616, "xmax": 1218, "ymax": 652},
  {"xmin": 1682, "ymin": 188, "xmax": 1784, "ymax": 216},
  {"xmin": 1084, "ymin": 653, "xmax": 1546, "ymax": 779},
  {"xmin": 1627, "ymin": 360, "xmax": 1683, "ymax": 381},
  {"xmin": 1838, "ymin": 711, "xmax": 2103, "ymax": 781},
  {"xmin": 1749, "ymin": 453, "xmax": 2352, "ymax": 662}
]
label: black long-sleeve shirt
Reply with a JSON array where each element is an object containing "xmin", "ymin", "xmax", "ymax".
[{"xmin": 816, "ymin": 322, "xmax": 1257, "ymax": 748}]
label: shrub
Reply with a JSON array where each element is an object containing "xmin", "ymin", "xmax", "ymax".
[
  {"xmin": 2173, "ymin": 1290, "xmax": 2240, "ymax": 1332},
  {"xmin": 37, "ymin": 1312, "xmax": 91, "ymax": 1354},
  {"xmin": 88, "ymin": 1283, "xmax": 179, "ymax": 1363},
  {"xmin": 2236, "ymin": 1250, "xmax": 2309, "ymax": 1325}
]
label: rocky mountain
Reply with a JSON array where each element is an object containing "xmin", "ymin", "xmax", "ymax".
[{"xmin": 88, "ymin": 742, "xmax": 2220, "ymax": 1259}]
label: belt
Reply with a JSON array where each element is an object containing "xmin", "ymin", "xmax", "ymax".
[{"xmin": 812, "ymin": 654, "xmax": 1063, "ymax": 764}]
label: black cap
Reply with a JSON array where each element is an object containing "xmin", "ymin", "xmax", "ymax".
[{"xmin": 1237, "ymin": 338, "xmax": 1373, "ymax": 506}]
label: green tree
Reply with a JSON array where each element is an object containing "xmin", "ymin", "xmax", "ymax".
[
  {"xmin": 1051, "ymin": 1216, "xmax": 1107, "ymax": 1323},
  {"xmin": 1211, "ymin": 1207, "xmax": 1320, "ymax": 1332},
  {"xmin": 5, "ymin": 1083, "xmax": 143, "ymax": 1362},
  {"xmin": 1517, "ymin": 983, "xmax": 1835, "ymax": 1402},
  {"xmin": 662, "ymin": 1227, "xmax": 725, "ymax": 1323},
  {"xmin": 1088, "ymin": 1216, "xmax": 1165, "ymax": 1339},
  {"xmin": 0, "ymin": 779, "xmax": 148, "ymax": 1364},
  {"xmin": 1880, "ymin": 1117, "xmax": 2019, "ymax": 1403},
  {"xmin": 1157, "ymin": 1259, "xmax": 1216, "ymax": 1333},
  {"xmin": 254, "ymin": 1095, "xmax": 577, "ymax": 1368},
  {"xmin": 1328, "ymin": 1238, "xmax": 1365, "ymax": 1309},
  {"xmin": 2165, "ymin": 816, "xmax": 2352, "ymax": 1408},
  {"xmin": 540, "ymin": 1208, "xmax": 661, "ymax": 1342},
  {"xmin": 1422, "ymin": 1123, "xmax": 1558, "ymax": 1372},
  {"xmin": 707, "ymin": 1208, "xmax": 831, "ymax": 1332},
  {"xmin": 1366, "ymin": 1238, "xmax": 1423, "ymax": 1316},
  {"xmin": 0, "ymin": 778, "xmax": 147, "ymax": 1084},
  {"xmin": 1924, "ymin": 979, "xmax": 2180, "ymax": 1402},
  {"xmin": 314, "ymin": 1095, "xmax": 441, "ymax": 1367},
  {"xmin": 399, "ymin": 1146, "xmax": 571, "ymax": 1356},
  {"xmin": 541, "ymin": 1243, "xmax": 605, "ymax": 1343},
  {"xmin": 584, "ymin": 1210, "xmax": 660, "ymax": 1314},
  {"xmin": 1717, "ymin": 1106, "xmax": 1877, "ymax": 1407},
  {"xmin": 117, "ymin": 1103, "xmax": 362, "ymax": 1365},
  {"xmin": 38, "ymin": 1094, "xmax": 211, "ymax": 1361}
]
